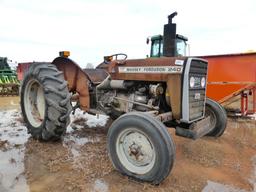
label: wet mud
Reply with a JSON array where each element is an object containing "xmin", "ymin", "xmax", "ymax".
[{"xmin": 0, "ymin": 97, "xmax": 255, "ymax": 192}]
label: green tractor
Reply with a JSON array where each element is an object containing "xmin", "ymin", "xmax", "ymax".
[{"xmin": 0, "ymin": 57, "xmax": 19, "ymax": 96}]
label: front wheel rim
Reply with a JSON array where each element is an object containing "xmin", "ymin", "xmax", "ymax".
[
  {"xmin": 205, "ymin": 106, "xmax": 217, "ymax": 130},
  {"xmin": 24, "ymin": 79, "xmax": 45, "ymax": 128},
  {"xmin": 116, "ymin": 127, "xmax": 156, "ymax": 175}
]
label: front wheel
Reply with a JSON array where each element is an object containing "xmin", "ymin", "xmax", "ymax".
[
  {"xmin": 20, "ymin": 63, "xmax": 72, "ymax": 141},
  {"xmin": 107, "ymin": 112, "xmax": 175, "ymax": 184},
  {"xmin": 205, "ymin": 98, "xmax": 227, "ymax": 137}
]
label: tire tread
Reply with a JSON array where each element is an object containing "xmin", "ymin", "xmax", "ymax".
[{"xmin": 20, "ymin": 62, "xmax": 71, "ymax": 141}]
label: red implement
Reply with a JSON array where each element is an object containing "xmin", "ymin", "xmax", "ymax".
[{"xmin": 17, "ymin": 63, "xmax": 31, "ymax": 81}]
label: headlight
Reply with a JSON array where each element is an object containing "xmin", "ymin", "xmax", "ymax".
[
  {"xmin": 201, "ymin": 77, "xmax": 206, "ymax": 88},
  {"xmin": 190, "ymin": 76, "xmax": 195, "ymax": 88}
]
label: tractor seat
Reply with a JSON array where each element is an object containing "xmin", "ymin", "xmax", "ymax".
[{"xmin": 83, "ymin": 68, "xmax": 109, "ymax": 85}]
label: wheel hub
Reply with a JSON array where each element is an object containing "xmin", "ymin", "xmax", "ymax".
[
  {"xmin": 116, "ymin": 128, "xmax": 156, "ymax": 174},
  {"xmin": 129, "ymin": 142, "xmax": 142, "ymax": 160}
]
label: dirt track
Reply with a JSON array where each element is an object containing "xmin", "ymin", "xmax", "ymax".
[{"xmin": 0, "ymin": 97, "xmax": 255, "ymax": 192}]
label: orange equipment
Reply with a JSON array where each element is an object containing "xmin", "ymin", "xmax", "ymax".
[{"xmin": 202, "ymin": 52, "xmax": 256, "ymax": 115}]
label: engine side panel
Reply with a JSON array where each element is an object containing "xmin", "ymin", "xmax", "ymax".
[
  {"xmin": 96, "ymin": 57, "xmax": 186, "ymax": 119},
  {"xmin": 167, "ymin": 75, "xmax": 181, "ymax": 119}
]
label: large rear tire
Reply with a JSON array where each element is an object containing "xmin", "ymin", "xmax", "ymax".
[
  {"xmin": 205, "ymin": 98, "xmax": 227, "ymax": 137},
  {"xmin": 107, "ymin": 112, "xmax": 175, "ymax": 184},
  {"xmin": 20, "ymin": 63, "xmax": 72, "ymax": 141}
]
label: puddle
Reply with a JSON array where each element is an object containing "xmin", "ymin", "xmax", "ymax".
[
  {"xmin": 93, "ymin": 179, "xmax": 109, "ymax": 192},
  {"xmin": 68, "ymin": 108, "xmax": 109, "ymax": 132},
  {"xmin": 0, "ymin": 109, "xmax": 30, "ymax": 192},
  {"xmin": 0, "ymin": 105, "xmax": 110, "ymax": 192},
  {"xmin": 0, "ymin": 97, "xmax": 255, "ymax": 192},
  {"xmin": 202, "ymin": 155, "xmax": 256, "ymax": 192},
  {"xmin": 64, "ymin": 109, "xmax": 108, "ymax": 166},
  {"xmin": 0, "ymin": 148, "xmax": 29, "ymax": 192},
  {"xmin": 202, "ymin": 181, "xmax": 248, "ymax": 192},
  {"xmin": 0, "ymin": 97, "xmax": 20, "ymax": 110},
  {"xmin": 63, "ymin": 134, "xmax": 101, "ymax": 169}
]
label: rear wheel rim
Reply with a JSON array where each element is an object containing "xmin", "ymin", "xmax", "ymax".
[
  {"xmin": 116, "ymin": 127, "xmax": 156, "ymax": 175},
  {"xmin": 24, "ymin": 79, "xmax": 45, "ymax": 128}
]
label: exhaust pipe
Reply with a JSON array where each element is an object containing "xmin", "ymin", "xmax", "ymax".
[{"xmin": 163, "ymin": 12, "xmax": 177, "ymax": 57}]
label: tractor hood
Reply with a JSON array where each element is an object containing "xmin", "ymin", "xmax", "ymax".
[{"xmin": 97, "ymin": 56, "xmax": 187, "ymax": 82}]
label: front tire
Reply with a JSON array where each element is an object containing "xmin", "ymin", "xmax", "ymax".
[
  {"xmin": 107, "ymin": 112, "xmax": 175, "ymax": 184},
  {"xmin": 205, "ymin": 98, "xmax": 227, "ymax": 137},
  {"xmin": 20, "ymin": 63, "xmax": 72, "ymax": 141}
]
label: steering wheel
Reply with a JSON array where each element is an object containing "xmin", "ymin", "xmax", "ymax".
[
  {"xmin": 111, "ymin": 53, "xmax": 127, "ymax": 61},
  {"xmin": 104, "ymin": 53, "xmax": 127, "ymax": 64}
]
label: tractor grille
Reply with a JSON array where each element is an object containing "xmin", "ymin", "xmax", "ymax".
[{"xmin": 188, "ymin": 60, "xmax": 208, "ymax": 121}]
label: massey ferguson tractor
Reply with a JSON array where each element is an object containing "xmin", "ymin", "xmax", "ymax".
[{"xmin": 20, "ymin": 13, "xmax": 227, "ymax": 184}]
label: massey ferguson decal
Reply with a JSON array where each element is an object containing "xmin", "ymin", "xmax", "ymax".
[{"xmin": 118, "ymin": 66, "xmax": 183, "ymax": 74}]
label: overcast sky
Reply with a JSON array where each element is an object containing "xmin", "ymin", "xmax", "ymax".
[{"xmin": 0, "ymin": 0, "xmax": 255, "ymax": 67}]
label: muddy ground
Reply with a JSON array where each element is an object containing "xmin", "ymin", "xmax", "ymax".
[{"xmin": 0, "ymin": 97, "xmax": 255, "ymax": 192}]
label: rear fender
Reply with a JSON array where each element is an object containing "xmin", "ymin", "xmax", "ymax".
[{"xmin": 52, "ymin": 57, "xmax": 90, "ymax": 111}]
